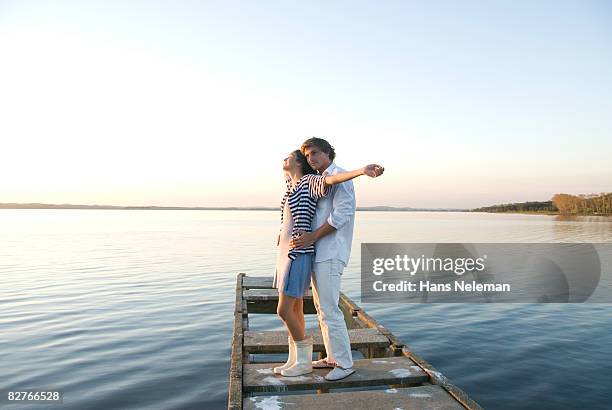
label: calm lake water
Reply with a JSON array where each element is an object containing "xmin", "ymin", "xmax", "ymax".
[{"xmin": 1, "ymin": 210, "xmax": 611, "ymax": 409}]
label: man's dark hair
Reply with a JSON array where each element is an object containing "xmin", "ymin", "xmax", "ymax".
[{"xmin": 300, "ymin": 137, "xmax": 336, "ymax": 162}]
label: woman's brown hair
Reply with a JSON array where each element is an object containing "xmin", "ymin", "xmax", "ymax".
[{"xmin": 292, "ymin": 150, "xmax": 316, "ymax": 175}]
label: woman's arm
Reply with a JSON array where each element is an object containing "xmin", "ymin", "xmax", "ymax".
[{"xmin": 324, "ymin": 164, "xmax": 384, "ymax": 186}]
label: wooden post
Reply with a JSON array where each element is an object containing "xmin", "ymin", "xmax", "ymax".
[{"xmin": 228, "ymin": 273, "xmax": 245, "ymax": 410}]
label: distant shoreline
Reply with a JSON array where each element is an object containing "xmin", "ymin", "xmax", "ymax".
[
  {"xmin": 472, "ymin": 210, "xmax": 560, "ymax": 216},
  {"xmin": 471, "ymin": 196, "xmax": 612, "ymax": 216},
  {"xmin": 0, "ymin": 203, "xmax": 467, "ymax": 212},
  {"xmin": 3, "ymin": 203, "xmax": 610, "ymax": 218}
]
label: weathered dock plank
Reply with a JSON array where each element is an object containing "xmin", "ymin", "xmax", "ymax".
[
  {"xmin": 243, "ymin": 289, "xmax": 313, "ymax": 301},
  {"xmin": 243, "ymin": 287, "xmax": 316, "ymax": 314},
  {"xmin": 243, "ymin": 356, "xmax": 428, "ymax": 393},
  {"xmin": 242, "ymin": 276, "xmax": 274, "ymax": 289},
  {"xmin": 246, "ymin": 300, "xmax": 317, "ymax": 314},
  {"xmin": 244, "ymin": 328, "xmax": 389, "ymax": 353},
  {"xmin": 244, "ymin": 385, "xmax": 465, "ymax": 410}
]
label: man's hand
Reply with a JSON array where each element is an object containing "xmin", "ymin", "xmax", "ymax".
[
  {"xmin": 290, "ymin": 230, "xmax": 316, "ymax": 249},
  {"xmin": 363, "ymin": 164, "xmax": 385, "ymax": 178}
]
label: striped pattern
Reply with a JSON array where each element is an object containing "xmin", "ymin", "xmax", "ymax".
[{"xmin": 280, "ymin": 174, "xmax": 328, "ymax": 260}]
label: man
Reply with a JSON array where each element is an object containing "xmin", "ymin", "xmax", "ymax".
[{"xmin": 290, "ymin": 137, "xmax": 383, "ymax": 381}]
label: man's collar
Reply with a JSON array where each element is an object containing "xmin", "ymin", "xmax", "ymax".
[{"xmin": 321, "ymin": 162, "xmax": 336, "ymax": 176}]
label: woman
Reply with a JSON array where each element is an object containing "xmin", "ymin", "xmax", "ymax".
[{"xmin": 274, "ymin": 149, "xmax": 383, "ymax": 377}]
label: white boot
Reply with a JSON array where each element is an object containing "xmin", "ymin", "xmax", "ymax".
[
  {"xmin": 281, "ymin": 336, "xmax": 313, "ymax": 377},
  {"xmin": 273, "ymin": 336, "xmax": 296, "ymax": 374}
]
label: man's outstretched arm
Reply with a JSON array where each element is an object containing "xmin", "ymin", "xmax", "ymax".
[{"xmin": 324, "ymin": 164, "xmax": 384, "ymax": 186}]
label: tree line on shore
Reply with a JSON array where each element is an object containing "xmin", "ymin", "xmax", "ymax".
[
  {"xmin": 552, "ymin": 193, "xmax": 612, "ymax": 215},
  {"xmin": 472, "ymin": 192, "xmax": 612, "ymax": 216}
]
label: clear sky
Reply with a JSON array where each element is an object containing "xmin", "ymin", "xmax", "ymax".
[{"xmin": 1, "ymin": 1, "xmax": 610, "ymax": 208}]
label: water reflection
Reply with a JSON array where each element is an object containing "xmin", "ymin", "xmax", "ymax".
[
  {"xmin": 553, "ymin": 214, "xmax": 612, "ymax": 222},
  {"xmin": 551, "ymin": 215, "xmax": 612, "ymax": 242}
]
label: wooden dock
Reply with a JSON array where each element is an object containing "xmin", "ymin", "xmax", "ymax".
[{"xmin": 229, "ymin": 273, "xmax": 482, "ymax": 409}]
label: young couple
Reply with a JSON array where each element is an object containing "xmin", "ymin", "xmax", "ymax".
[{"xmin": 273, "ymin": 137, "xmax": 384, "ymax": 381}]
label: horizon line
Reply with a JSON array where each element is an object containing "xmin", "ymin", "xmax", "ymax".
[{"xmin": 0, "ymin": 202, "xmax": 469, "ymax": 211}]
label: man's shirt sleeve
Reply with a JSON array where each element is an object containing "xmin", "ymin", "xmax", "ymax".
[{"xmin": 327, "ymin": 181, "xmax": 356, "ymax": 230}]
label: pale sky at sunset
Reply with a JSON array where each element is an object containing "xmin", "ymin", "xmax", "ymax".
[{"xmin": 1, "ymin": 1, "xmax": 611, "ymax": 209}]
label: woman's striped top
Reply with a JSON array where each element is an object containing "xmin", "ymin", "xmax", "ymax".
[{"xmin": 280, "ymin": 174, "xmax": 328, "ymax": 260}]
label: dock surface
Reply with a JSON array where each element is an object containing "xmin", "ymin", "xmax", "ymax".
[{"xmin": 229, "ymin": 273, "xmax": 482, "ymax": 409}]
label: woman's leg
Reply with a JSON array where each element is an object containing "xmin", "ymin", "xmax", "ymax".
[
  {"xmin": 293, "ymin": 297, "xmax": 305, "ymax": 338},
  {"xmin": 274, "ymin": 294, "xmax": 300, "ymax": 373},
  {"xmin": 279, "ymin": 294, "xmax": 313, "ymax": 376},
  {"xmin": 277, "ymin": 293, "xmax": 306, "ymax": 341}
]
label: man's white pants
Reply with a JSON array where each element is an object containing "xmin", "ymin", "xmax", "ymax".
[{"xmin": 311, "ymin": 259, "xmax": 353, "ymax": 369}]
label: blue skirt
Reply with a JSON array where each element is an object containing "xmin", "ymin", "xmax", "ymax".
[{"xmin": 275, "ymin": 253, "xmax": 312, "ymax": 298}]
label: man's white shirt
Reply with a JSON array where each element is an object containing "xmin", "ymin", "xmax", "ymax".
[{"xmin": 312, "ymin": 162, "xmax": 356, "ymax": 267}]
